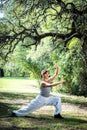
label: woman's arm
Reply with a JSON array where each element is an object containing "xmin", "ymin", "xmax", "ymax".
[
  {"xmin": 47, "ymin": 64, "xmax": 59, "ymax": 82},
  {"xmin": 41, "ymin": 78, "xmax": 65, "ymax": 88}
]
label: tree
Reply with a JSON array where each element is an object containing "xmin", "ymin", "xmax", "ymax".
[
  {"xmin": 0, "ymin": 0, "xmax": 87, "ymax": 96},
  {"xmin": 0, "ymin": 68, "xmax": 4, "ymax": 77}
]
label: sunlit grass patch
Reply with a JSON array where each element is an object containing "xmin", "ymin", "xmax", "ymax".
[{"xmin": 0, "ymin": 77, "xmax": 39, "ymax": 93}]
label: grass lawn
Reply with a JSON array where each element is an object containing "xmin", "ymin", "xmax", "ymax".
[{"xmin": 0, "ymin": 78, "xmax": 87, "ymax": 130}]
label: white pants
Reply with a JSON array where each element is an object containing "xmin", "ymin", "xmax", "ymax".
[{"xmin": 13, "ymin": 95, "xmax": 62, "ymax": 116}]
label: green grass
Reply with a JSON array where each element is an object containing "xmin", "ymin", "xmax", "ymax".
[{"xmin": 0, "ymin": 78, "xmax": 87, "ymax": 130}]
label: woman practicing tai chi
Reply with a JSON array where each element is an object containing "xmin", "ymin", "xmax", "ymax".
[{"xmin": 11, "ymin": 64, "xmax": 65, "ymax": 119}]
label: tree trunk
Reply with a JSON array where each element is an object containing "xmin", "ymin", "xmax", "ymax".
[
  {"xmin": 79, "ymin": 38, "xmax": 87, "ymax": 96},
  {"xmin": 0, "ymin": 68, "xmax": 4, "ymax": 77}
]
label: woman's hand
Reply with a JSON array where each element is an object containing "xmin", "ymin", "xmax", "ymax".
[
  {"xmin": 60, "ymin": 78, "xmax": 65, "ymax": 84},
  {"xmin": 54, "ymin": 64, "xmax": 59, "ymax": 69},
  {"xmin": 54, "ymin": 64, "xmax": 59, "ymax": 76}
]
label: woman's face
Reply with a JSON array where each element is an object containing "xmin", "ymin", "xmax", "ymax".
[{"xmin": 43, "ymin": 71, "xmax": 49, "ymax": 79}]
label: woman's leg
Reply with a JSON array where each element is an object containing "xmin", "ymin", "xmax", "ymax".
[
  {"xmin": 45, "ymin": 96, "xmax": 62, "ymax": 115},
  {"xmin": 12, "ymin": 95, "xmax": 46, "ymax": 116}
]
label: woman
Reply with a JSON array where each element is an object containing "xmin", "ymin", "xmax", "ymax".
[{"xmin": 11, "ymin": 64, "xmax": 65, "ymax": 119}]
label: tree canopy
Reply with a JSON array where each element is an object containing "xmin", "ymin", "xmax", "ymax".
[{"xmin": 0, "ymin": 0, "xmax": 87, "ymax": 60}]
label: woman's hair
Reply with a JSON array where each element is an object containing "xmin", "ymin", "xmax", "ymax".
[{"xmin": 41, "ymin": 69, "xmax": 49, "ymax": 78}]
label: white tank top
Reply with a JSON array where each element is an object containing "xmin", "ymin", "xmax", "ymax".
[{"xmin": 40, "ymin": 86, "xmax": 51, "ymax": 97}]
